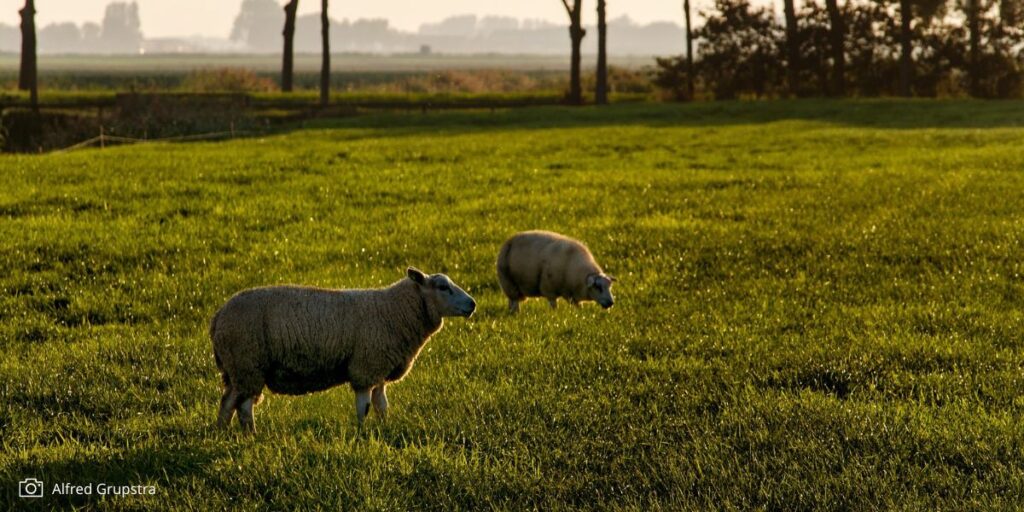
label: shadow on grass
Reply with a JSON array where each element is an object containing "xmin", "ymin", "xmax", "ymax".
[
  {"xmin": 294, "ymin": 99, "xmax": 1024, "ymax": 138},
  {"xmin": 18, "ymin": 99, "xmax": 1023, "ymax": 154}
]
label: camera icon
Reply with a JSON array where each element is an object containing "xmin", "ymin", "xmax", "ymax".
[{"xmin": 18, "ymin": 478, "xmax": 44, "ymax": 498}]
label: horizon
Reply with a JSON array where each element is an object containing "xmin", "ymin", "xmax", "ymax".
[{"xmin": 0, "ymin": 0, "xmax": 689, "ymax": 39}]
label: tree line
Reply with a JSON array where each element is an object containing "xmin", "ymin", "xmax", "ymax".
[
  {"xmin": 17, "ymin": 0, "xmax": 1014, "ymax": 112},
  {"xmin": 657, "ymin": 0, "xmax": 1021, "ymax": 99},
  {"xmin": 15, "ymin": 0, "xmax": 615, "ymax": 109}
]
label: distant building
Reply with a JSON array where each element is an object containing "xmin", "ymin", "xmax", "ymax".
[{"xmin": 419, "ymin": 45, "xmax": 432, "ymax": 56}]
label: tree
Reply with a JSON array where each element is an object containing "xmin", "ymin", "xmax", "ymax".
[
  {"xmin": 697, "ymin": 0, "xmax": 785, "ymax": 99},
  {"xmin": 282, "ymin": 0, "xmax": 299, "ymax": 92},
  {"xmin": 231, "ymin": 0, "xmax": 280, "ymax": 52},
  {"xmin": 100, "ymin": 1, "xmax": 142, "ymax": 53},
  {"xmin": 683, "ymin": 0, "xmax": 695, "ymax": 99},
  {"xmin": 560, "ymin": 0, "xmax": 586, "ymax": 104},
  {"xmin": 320, "ymin": 0, "xmax": 330, "ymax": 107},
  {"xmin": 782, "ymin": 0, "xmax": 799, "ymax": 95},
  {"xmin": 897, "ymin": 0, "xmax": 912, "ymax": 95},
  {"xmin": 595, "ymin": 0, "xmax": 608, "ymax": 104},
  {"xmin": 824, "ymin": 0, "xmax": 845, "ymax": 95},
  {"xmin": 18, "ymin": 0, "xmax": 37, "ymax": 114},
  {"xmin": 966, "ymin": 0, "xmax": 981, "ymax": 96},
  {"xmin": 897, "ymin": 0, "xmax": 947, "ymax": 96}
]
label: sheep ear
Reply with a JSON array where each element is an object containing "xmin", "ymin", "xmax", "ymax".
[
  {"xmin": 586, "ymin": 274, "xmax": 598, "ymax": 287},
  {"xmin": 607, "ymin": 274, "xmax": 617, "ymax": 282},
  {"xmin": 407, "ymin": 267, "xmax": 427, "ymax": 285}
]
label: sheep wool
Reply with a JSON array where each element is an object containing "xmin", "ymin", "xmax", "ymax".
[
  {"xmin": 496, "ymin": 230, "xmax": 616, "ymax": 313},
  {"xmin": 211, "ymin": 267, "xmax": 476, "ymax": 432}
]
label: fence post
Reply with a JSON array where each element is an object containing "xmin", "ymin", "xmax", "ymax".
[{"xmin": 100, "ymin": 126, "xmax": 105, "ymax": 149}]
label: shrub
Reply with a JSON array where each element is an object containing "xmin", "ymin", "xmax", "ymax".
[{"xmin": 181, "ymin": 68, "xmax": 275, "ymax": 93}]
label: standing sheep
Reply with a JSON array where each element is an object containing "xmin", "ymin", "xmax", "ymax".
[
  {"xmin": 210, "ymin": 267, "xmax": 476, "ymax": 433},
  {"xmin": 497, "ymin": 230, "xmax": 616, "ymax": 314}
]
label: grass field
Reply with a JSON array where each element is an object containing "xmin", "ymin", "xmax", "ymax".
[{"xmin": 3, "ymin": 100, "xmax": 1024, "ymax": 509}]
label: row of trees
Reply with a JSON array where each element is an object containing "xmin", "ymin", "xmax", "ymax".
[
  {"xmin": 280, "ymin": 0, "xmax": 615, "ymax": 105},
  {"xmin": 18, "ymin": 0, "xmax": 1015, "ymax": 107},
  {"xmin": 15, "ymin": 0, "xmax": 337, "ymax": 109},
  {"xmin": 660, "ymin": 0, "xmax": 1023, "ymax": 99}
]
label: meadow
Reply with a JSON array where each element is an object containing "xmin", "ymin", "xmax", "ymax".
[{"xmin": 2, "ymin": 100, "xmax": 1024, "ymax": 509}]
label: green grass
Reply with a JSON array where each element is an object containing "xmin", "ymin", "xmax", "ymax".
[{"xmin": 3, "ymin": 100, "xmax": 1024, "ymax": 509}]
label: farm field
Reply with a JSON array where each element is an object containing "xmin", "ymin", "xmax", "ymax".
[
  {"xmin": 0, "ymin": 53, "xmax": 655, "ymax": 93},
  {"xmin": 3, "ymin": 100, "xmax": 1024, "ymax": 509},
  {"xmin": 0, "ymin": 53, "xmax": 654, "ymax": 73}
]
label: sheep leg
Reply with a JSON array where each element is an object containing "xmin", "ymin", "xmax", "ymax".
[
  {"xmin": 355, "ymin": 389, "xmax": 372, "ymax": 427},
  {"xmin": 508, "ymin": 298, "xmax": 520, "ymax": 314},
  {"xmin": 237, "ymin": 397, "xmax": 257, "ymax": 434},
  {"xmin": 217, "ymin": 389, "xmax": 240, "ymax": 428},
  {"xmin": 371, "ymin": 385, "xmax": 388, "ymax": 419},
  {"xmin": 547, "ymin": 297, "xmax": 558, "ymax": 309}
]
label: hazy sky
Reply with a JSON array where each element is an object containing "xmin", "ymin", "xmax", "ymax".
[{"xmin": 1, "ymin": 0, "xmax": 686, "ymax": 38}]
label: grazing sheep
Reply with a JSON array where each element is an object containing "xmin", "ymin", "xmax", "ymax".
[
  {"xmin": 496, "ymin": 230, "xmax": 616, "ymax": 314},
  {"xmin": 210, "ymin": 267, "xmax": 476, "ymax": 433}
]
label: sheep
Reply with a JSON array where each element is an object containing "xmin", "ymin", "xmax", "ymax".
[
  {"xmin": 496, "ymin": 230, "xmax": 616, "ymax": 314},
  {"xmin": 210, "ymin": 267, "xmax": 476, "ymax": 433}
]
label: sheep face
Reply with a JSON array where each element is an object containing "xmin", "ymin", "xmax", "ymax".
[
  {"xmin": 407, "ymin": 267, "xmax": 477, "ymax": 317},
  {"xmin": 586, "ymin": 273, "xmax": 616, "ymax": 309}
]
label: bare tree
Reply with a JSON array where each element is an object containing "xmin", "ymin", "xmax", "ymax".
[
  {"xmin": 320, "ymin": 0, "xmax": 329, "ymax": 107},
  {"xmin": 18, "ymin": 0, "xmax": 38, "ymax": 114},
  {"xmin": 782, "ymin": 0, "xmax": 799, "ymax": 95},
  {"xmin": 824, "ymin": 0, "xmax": 845, "ymax": 95},
  {"xmin": 561, "ymin": 0, "xmax": 586, "ymax": 105},
  {"xmin": 683, "ymin": 0, "xmax": 694, "ymax": 99},
  {"xmin": 282, "ymin": 0, "xmax": 299, "ymax": 92},
  {"xmin": 596, "ymin": 0, "xmax": 608, "ymax": 104}
]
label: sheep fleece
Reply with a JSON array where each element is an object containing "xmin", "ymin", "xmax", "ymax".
[
  {"xmin": 211, "ymin": 279, "xmax": 442, "ymax": 396},
  {"xmin": 497, "ymin": 230, "xmax": 605, "ymax": 302}
]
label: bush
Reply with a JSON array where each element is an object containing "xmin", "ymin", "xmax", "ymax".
[{"xmin": 180, "ymin": 68, "xmax": 276, "ymax": 93}]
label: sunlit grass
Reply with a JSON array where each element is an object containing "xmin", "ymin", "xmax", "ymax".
[{"xmin": 2, "ymin": 101, "xmax": 1024, "ymax": 509}]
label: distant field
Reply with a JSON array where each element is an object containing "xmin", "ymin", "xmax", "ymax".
[
  {"xmin": 3, "ymin": 101, "xmax": 1024, "ymax": 509},
  {"xmin": 0, "ymin": 53, "xmax": 658, "ymax": 95},
  {"xmin": 0, "ymin": 53, "xmax": 655, "ymax": 73}
]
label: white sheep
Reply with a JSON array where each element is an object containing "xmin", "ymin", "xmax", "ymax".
[
  {"xmin": 497, "ymin": 230, "xmax": 616, "ymax": 313},
  {"xmin": 210, "ymin": 267, "xmax": 476, "ymax": 432}
]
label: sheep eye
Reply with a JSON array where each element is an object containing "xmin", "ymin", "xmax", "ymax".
[{"xmin": 438, "ymin": 284, "xmax": 451, "ymax": 292}]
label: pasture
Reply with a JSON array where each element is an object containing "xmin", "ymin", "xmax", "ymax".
[{"xmin": 2, "ymin": 100, "xmax": 1024, "ymax": 509}]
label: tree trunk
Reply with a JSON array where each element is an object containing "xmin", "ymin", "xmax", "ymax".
[
  {"xmin": 595, "ymin": 0, "xmax": 608, "ymax": 105},
  {"xmin": 824, "ymin": 0, "xmax": 845, "ymax": 96},
  {"xmin": 282, "ymin": 0, "xmax": 299, "ymax": 93},
  {"xmin": 567, "ymin": 0, "xmax": 585, "ymax": 105},
  {"xmin": 898, "ymin": 0, "xmax": 913, "ymax": 96},
  {"xmin": 19, "ymin": 0, "xmax": 38, "ymax": 114},
  {"xmin": 320, "ymin": 0, "xmax": 330, "ymax": 107},
  {"xmin": 684, "ymin": 0, "xmax": 694, "ymax": 99},
  {"xmin": 967, "ymin": 0, "xmax": 981, "ymax": 96},
  {"xmin": 783, "ymin": 0, "xmax": 799, "ymax": 96}
]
